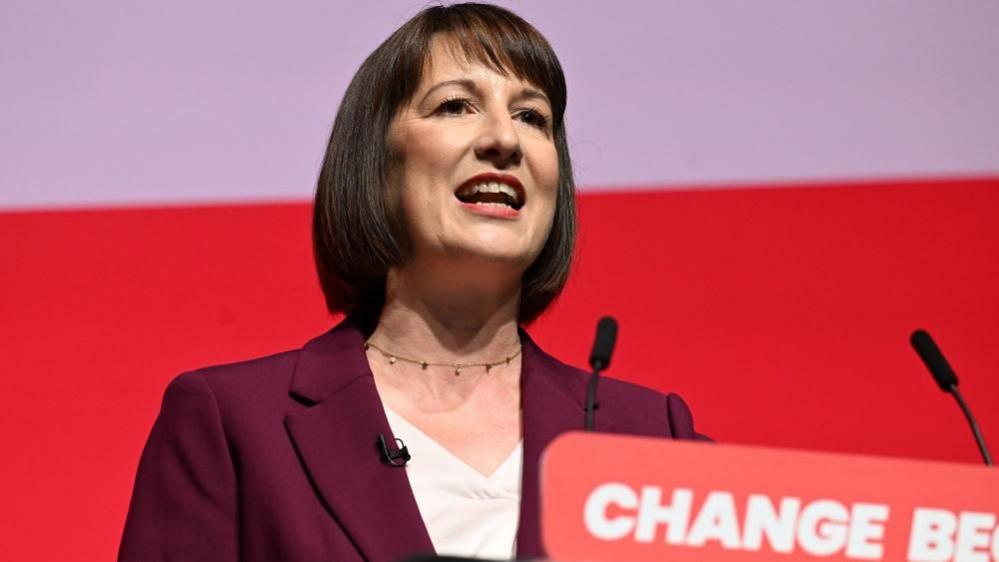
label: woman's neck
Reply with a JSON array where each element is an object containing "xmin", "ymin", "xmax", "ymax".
[
  {"xmin": 369, "ymin": 261, "xmax": 522, "ymax": 365},
  {"xmin": 367, "ymin": 264, "xmax": 524, "ymax": 473}
]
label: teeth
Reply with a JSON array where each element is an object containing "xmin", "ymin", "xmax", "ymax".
[{"xmin": 459, "ymin": 182, "xmax": 521, "ymax": 204}]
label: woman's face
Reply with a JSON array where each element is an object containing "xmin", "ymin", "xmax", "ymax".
[{"xmin": 388, "ymin": 37, "xmax": 560, "ymax": 275}]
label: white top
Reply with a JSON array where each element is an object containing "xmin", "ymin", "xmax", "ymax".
[{"xmin": 383, "ymin": 407, "xmax": 523, "ymax": 560}]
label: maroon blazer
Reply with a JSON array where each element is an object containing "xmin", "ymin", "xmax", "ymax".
[{"xmin": 119, "ymin": 318, "xmax": 708, "ymax": 562}]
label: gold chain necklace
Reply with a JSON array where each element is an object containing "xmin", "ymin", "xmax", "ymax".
[{"xmin": 364, "ymin": 340, "xmax": 522, "ymax": 376}]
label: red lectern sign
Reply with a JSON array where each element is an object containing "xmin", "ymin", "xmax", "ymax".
[{"xmin": 541, "ymin": 433, "xmax": 998, "ymax": 562}]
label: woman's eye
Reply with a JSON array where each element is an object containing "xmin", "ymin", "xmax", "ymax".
[
  {"xmin": 437, "ymin": 98, "xmax": 470, "ymax": 115},
  {"xmin": 517, "ymin": 109, "xmax": 549, "ymax": 130}
]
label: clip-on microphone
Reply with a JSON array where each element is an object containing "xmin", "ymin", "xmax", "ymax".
[{"xmin": 377, "ymin": 434, "xmax": 411, "ymax": 467}]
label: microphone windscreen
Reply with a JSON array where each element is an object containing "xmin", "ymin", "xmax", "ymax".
[
  {"xmin": 910, "ymin": 329, "xmax": 959, "ymax": 391},
  {"xmin": 589, "ymin": 316, "xmax": 619, "ymax": 370}
]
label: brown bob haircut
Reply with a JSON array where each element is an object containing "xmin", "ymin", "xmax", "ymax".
[{"xmin": 313, "ymin": 2, "xmax": 576, "ymax": 325}]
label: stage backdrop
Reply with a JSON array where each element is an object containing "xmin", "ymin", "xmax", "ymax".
[{"xmin": 2, "ymin": 1, "xmax": 998, "ymax": 561}]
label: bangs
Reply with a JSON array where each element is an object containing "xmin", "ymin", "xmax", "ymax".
[
  {"xmin": 404, "ymin": 4, "xmax": 567, "ymax": 124},
  {"xmin": 434, "ymin": 20, "xmax": 566, "ymax": 119}
]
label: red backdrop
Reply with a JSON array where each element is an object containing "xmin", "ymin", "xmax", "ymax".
[{"xmin": 2, "ymin": 177, "xmax": 997, "ymax": 560}]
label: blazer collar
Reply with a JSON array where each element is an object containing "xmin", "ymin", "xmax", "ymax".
[
  {"xmin": 285, "ymin": 318, "xmax": 598, "ymax": 561},
  {"xmin": 288, "ymin": 317, "xmax": 372, "ymax": 404},
  {"xmin": 285, "ymin": 318, "xmax": 435, "ymax": 562}
]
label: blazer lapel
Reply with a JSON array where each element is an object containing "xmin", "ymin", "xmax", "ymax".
[
  {"xmin": 515, "ymin": 331, "xmax": 616, "ymax": 559},
  {"xmin": 284, "ymin": 320, "xmax": 434, "ymax": 562}
]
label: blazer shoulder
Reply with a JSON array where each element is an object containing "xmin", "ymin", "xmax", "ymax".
[
  {"xmin": 600, "ymin": 377, "xmax": 711, "ymax": 441},
  {"xmin": 122, "ymin": 353, "xmax": 302, "ymax": 561},
  {"xmin": 185, "ymin": 348, "xmax": 300, "ymax": 384},
  {"xmin": 535, "ymin": 348, "xmax": 669, "ymax": 415},
  {"xmin": 525, "ymin": 339, "xmax": 708, "ymax": 440},
  {"xmin": 163, "ymin": 347, "xmax": 303, "ymax": 419},
  {"xmin": 186, "ymin": 348, "xmax": 302, "ymax": 378}
]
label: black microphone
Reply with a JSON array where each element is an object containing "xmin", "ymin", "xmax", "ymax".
[
  {"xmin": 585, "ymin": 316, "xmax": 618, "ymax": 432},
  {"xmin": 910, "ymin": 329, "xmax": 993, "ymax": 466},
  {"xmin": 377, "ymin": 434, "xmax": 411, "ymax": 467}
]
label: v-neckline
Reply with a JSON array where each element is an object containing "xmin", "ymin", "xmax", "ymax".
[{"xmin": 384, "ymin": 405, "xmax": 523, "ymax": 481}]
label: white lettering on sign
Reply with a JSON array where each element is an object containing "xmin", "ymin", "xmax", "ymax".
[
  {"xmin": 686, "ymin": 491, "xmax": 740, "ymax": 548},
  {"xmin": 742, "ymin": 494, "xmax": 800, "ymax": 553},
  {"xmin": 908, "ymin": 508, "xmax": 999, "ymax": 562},
  {"xmin": 583, "ymin": 482, "xmax": 637, "ymax": 541},
  {"xmin": 909, "ymin": 508, "xmax": 957, "ymax": 561},
  {"xmin": 849, "ymin": 503, "xmax": 890, "ymax": 559},
  {"xmin": 634, "ymin": 486, "xmax": 692, "ymax": 544},
  {"xmin": 797, "ymin": 499, "xmax": 850, "ymax": 556},
  {"xmin": 956, "ymin": 512, "xmax": 998, "ymax": 562},
  {"xmin": 582, "ymin": 484, "xmax": 891, "ymax": 559}
]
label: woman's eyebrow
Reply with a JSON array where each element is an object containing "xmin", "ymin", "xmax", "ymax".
[
  {"xmin": 419, "ymin": 79, "xmax": 477, "ymax": 105},
  {"xmin": 513, "ymin": 87, "xmax": 551, "ymax": 108}
]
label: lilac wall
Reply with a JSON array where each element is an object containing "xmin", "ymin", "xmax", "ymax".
[{"xmin": 2, "ymin": 0, "xmax": 998, "ymax": 209}]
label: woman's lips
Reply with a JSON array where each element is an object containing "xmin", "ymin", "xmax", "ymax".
[
  {"xmin": 454, "ymin": 172, "xmax": 527, "ymax": 209},
  {"xmin": 457, "ymin": 200, "xmax": 521, "ymax": 219}
]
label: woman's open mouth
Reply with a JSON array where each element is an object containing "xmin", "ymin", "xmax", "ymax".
[
  {"xmin": 454, "ymin": 173, "xmax": 526, "ymax": 213},
  {"xmin": 455, "ymin": 182, "xmax": 523, "ymax": 210}
]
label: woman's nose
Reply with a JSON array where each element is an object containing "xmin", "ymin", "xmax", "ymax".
[{"xmin": 473, "ymin": 112, "xmax": 522, "ymax": 168}]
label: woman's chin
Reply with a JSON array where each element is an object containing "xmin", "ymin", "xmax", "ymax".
[
  {"xmin": 431, "ymin": 240, "xmax": 538, "ymax": 272},
  {"xmin": 462, "ymin": 245, "xmax": 535, "ymax": 267}
]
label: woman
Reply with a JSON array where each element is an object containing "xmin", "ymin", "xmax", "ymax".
[{"xmin": 119, "ymin": 4, "xmax": 707, "ymax": 562}]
